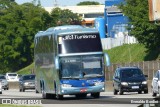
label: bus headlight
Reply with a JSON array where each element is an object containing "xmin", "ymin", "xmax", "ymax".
[
  {"xmin": 61, "ymin": 84, "xmax": 72, "ymax": 88},
  {"xmin": 94, "ymin": 82, "xmax": 104, "ymax": 86}
]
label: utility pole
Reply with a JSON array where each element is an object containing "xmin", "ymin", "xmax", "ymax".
[
  {"xmin": 32, "ymin": 0, "xmax": 37, "ymax": 5},
  {"xmin": 54, "ymin": 0, "xmax": 58, "ymax": 7},
  {"xmin": 38, "ymin": 0, "xmax": 41, "ymax": 6},
  {"xmin": 32, "ymin": 0, "xmax": 41, "ymax": 6}
]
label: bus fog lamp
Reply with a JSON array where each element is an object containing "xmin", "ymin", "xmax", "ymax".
[
  {"xmin": 61, "ymin": 84, "xmax": 72, "ymax": 88},
  {"xmin": 94, "ymin": 82, "xmax": 104, "ymax": 86}
]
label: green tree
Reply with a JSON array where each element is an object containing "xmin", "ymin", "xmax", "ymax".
[
  {"xmin": 50, "ymin": 7, "xmax": 81, "ymax": 26},
  {"xmin": 77, "ymin": 1, "xmax": 100, "ymax": 5},
  {"xmin": 0, "ymin": 1, "xmax": 52, "ymax": 73},
  {"xmin": 119, "ymin": 0, "xmax": 160, "ymax": 50},
  {"xmin": 0, "ymin": 1, "xmax": 81, "ymax": 73}
]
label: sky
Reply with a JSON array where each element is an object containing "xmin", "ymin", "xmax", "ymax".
[{"xmin": 15, "ymin": 0, "xmax": 105, "ymax": 7}]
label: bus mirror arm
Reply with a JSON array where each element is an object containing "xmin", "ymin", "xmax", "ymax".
[
  {"xmin": 55, "ymin": 56, "xmax": 59, "ymax": 70},
  {"xmin": 104, "ymin": 53, "xmax": 110, "ymax": 66}
]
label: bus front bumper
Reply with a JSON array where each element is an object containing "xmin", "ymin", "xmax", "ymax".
[{"xmin": 60, "ymin": 85, "xmax": 105, "ymax": 95}]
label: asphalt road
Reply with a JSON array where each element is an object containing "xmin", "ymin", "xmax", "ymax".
[{"xmin": 0, "ymin": 89, "xmax": 157, "ymax": 107}]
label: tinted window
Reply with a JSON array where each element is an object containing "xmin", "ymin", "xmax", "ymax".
[
  {"xmin": 35, "ymin": 35, "xmax": 54, "ymax": 54},
  {"xmin": 121, "ymin": 68, "xmax": 143, "ymax": 78},
  {"xmin": 117, "ymin": 70, "xmax": 120, "ymax": 78},
  {"xmin": 58, "ymin": 33, "xmax": 102, "ymax": 54},
  {"xmin": 23, "ymin": 75, "xmax": 35, "ymax": 80},
  {"xmin": 0, "ymin": 76, "xmax": 5, "ymax": 79},
  {"xmin": 8, "ymin": 74, "xmax": 17, "ymax": 76}
]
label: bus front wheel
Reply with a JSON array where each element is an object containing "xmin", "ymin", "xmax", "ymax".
[
  {"xmin": 42, "ymin": 91, "xmax": 53, "ymax": 99},
  {"xmin": 41, "ymin": 81, "xmax": 48, "ymax": 99},
  {"xmin": 42, "ymin": 90, "xmax": 47, "ymax": 99}
]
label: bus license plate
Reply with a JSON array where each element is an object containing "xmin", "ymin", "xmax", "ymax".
[{"xmin": 80, "ymin": 88, "xmax": 87, "ymax": 93}]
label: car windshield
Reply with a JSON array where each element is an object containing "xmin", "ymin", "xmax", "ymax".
[
  {"xmin": 23, "ymin": 75, "xmax": 35, "ymax": 80},
  {"xmin": 121, "ymin": 68, "xmax": 143, "ymax": 78},
  {"xmin": 0, "ymin": 76, "xmax": 5, "ymax": 79},
  {"xmin": 8, "ymin": 74, "xmax": 17, "ymax": 76},
  {"xmin": 60, "ymin": 55, "xmax": 103, "ymax": 79}
]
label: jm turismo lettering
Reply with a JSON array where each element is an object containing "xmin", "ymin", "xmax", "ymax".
[{"xmin": 63, "ymin": 34, "xmax": 97, "ymax": 40}]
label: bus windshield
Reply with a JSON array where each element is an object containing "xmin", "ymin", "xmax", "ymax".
[
  {"xmin": 60, "ymin": 55, "xmax": 103, "ymax": 79},
  {"xmin": 58, "ymin": 33, "xmax": 102, "ymax": 54}
]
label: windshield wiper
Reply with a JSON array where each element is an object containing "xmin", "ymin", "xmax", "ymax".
[
  {"xmin": 62, "ymin": 77, "xmax": 80, "ymax": 80},
  {"xmin": 84, "ymin": 74, "xmax": 103, "ymax": 78}
]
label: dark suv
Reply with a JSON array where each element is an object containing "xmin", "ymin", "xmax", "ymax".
[{"xmin": 113, "ymin": 67, "xmax": 148, "ymax": 95}]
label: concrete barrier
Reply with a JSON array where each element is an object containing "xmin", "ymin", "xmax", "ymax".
[{"xmin": 8, "ymin": 82, "xmax": 19, "ymax": 89}]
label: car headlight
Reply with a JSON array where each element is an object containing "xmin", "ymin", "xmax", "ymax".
[
  {"xmin": 94, "ymin": 82, "xmax": 104, "ymax": 86},
  {"xmin": 61, "ymin": 84, "xmax": 72, "ymax": 88},
  {"xmin": 24, "ymin": 82, "xmax": 29, "ymax": 85},
  {"xmin": 121, "ymin": 82, "xmax": 128, "ymax": 86},
  {"xmin": 142, "ymin": 81, "xmax": 147, "ymax": 84}
]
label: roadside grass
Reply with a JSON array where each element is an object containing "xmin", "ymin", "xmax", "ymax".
[
  {"xmin": 104, "ymin": 43, "xmax": 147, "ymax": 63},
  {"xmin": 0, "ymin": 105, "xmax": 40, "ymax": 107},
  {"xmin": 17, "ymin": 63, "xmax": 34, "ymax": 75}
]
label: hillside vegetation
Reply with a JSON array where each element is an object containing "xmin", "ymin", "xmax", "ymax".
[
  {"xmin": 17, "ymin": 63, "xmax": 34, "ymax": 75},
  {"xmin": 18, "ymin": 43, "xmax": 160, "ymax": 74},
  {"xmin": 104, "ymin": 44, "xmax": 146, "ymax": 63},
  {"xmin": 104, "ymin": 43, "xmax": 160, "ymax": 64}
]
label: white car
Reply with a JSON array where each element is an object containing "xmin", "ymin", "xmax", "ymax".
[
  {"xmin": 0, "ymin": 82, "xmax": 2, "ymax": 94},
  {"xmin": 152, "ymin": 70, "xmax": 160, "ymax": 96},
  {"xmin": 6, "ymin": 73, "xmax": 19, "ymax": 82}
]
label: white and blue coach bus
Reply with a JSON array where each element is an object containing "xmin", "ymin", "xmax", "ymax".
[{"xmin": 34, "ymin": 25, "xmax": 110, "ymax": 99}]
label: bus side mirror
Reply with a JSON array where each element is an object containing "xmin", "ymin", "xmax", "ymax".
[
  {"xmin": 55, "ymin": 56, "xmax": 59, "ymax": 70},
  {"xmin": 104, "ymin": 53, "xmax": 110, "ymax": 66}
]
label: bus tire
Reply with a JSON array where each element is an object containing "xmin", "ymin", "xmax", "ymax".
[
  {"xmin": 41, "ymin": 81, "xmax": 47, "ymax": 99},
  {"xmin": 40, "ymin": 81, "xmax": 42, "ymax": 91},
  {"xmin": 42, "ymin": 88, "xmax": 51, "ymax": 99},
  {"xmin": 42, "ymin": 91, "xmax": 52, "ymax": 99},
  {"xmin": 35, "ymin": 89, "xmax": 39, "ymax": 93},
  {"xmin": 22, "ymin": 88, "xmax": 25, "ymax": 92},
  {"xmin": 42, "ymin": 90, "xmax": 47, "ymax": 99}
]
